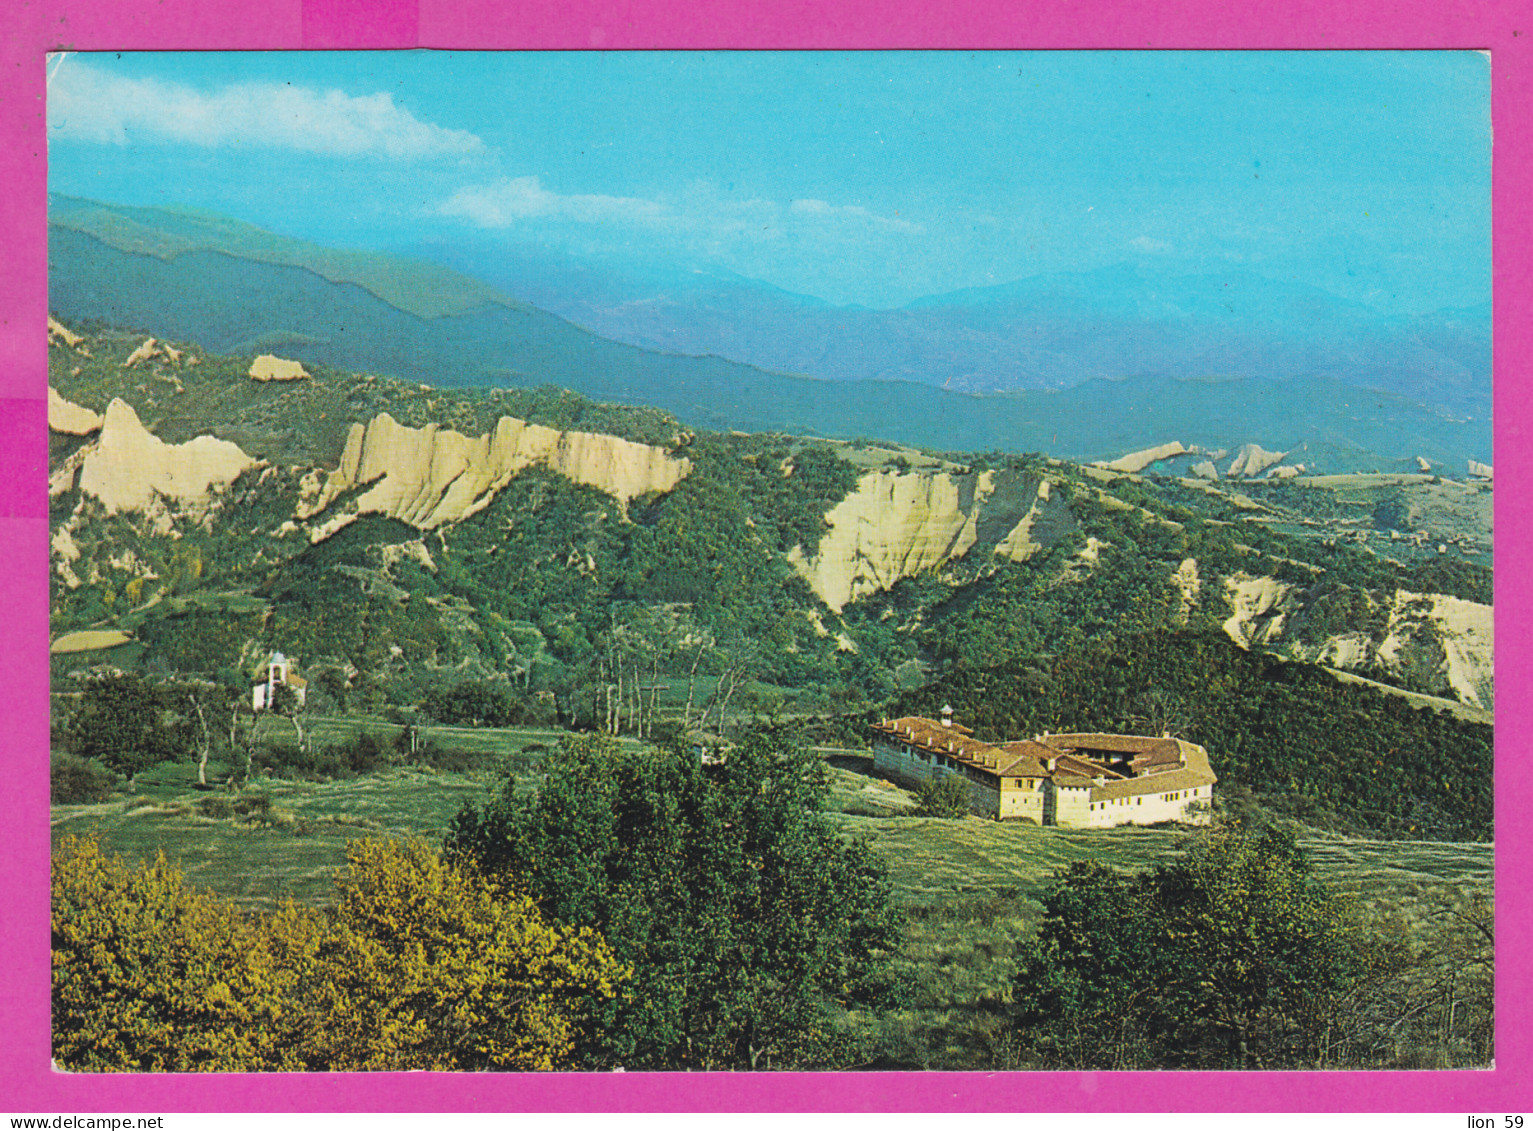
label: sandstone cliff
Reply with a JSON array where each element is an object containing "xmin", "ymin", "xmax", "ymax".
[
  {"xmin": 1220, "ymin": 572, "xmax": 1494, "ymax": 709},
  {"xmin": 250, "ymin": 355, "xmax": 311, "ymax": 381},
  {"xmin": 1100, "ymin": 441, "xmax": 1190, "ymax": 474},
  {"xmin": 787, "ymin": 468, "xmax": 1069, "ymax": 612},
  {"xmin": 48, "ymin": 317, "xmax": 83, "ymax": 348},
  {"xmin": 298, "ymin": 411, "xmax": 691, "ymax": 533},
  {"xmin": 76, "ymin": 398, "xmax": 263, "ymax": 515},
  {"xmin": 48, "ymin": 387, "xmax": 103, "ymax": 435},
  {"xmin": 1227, "ymin": 444, "xmax": 1287, "ymax": 478}
]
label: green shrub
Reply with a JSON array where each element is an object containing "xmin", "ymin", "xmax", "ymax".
[
  {"xmin": 51, "ymin": 752, "xmax": 119, "ymax": 805},
  {"xmin": 346, "ymin": 732, "xmax": 389, "ymax": 774},
  {"xmin": 232, "ymin": 794, "xmax": 273, "ymax": 820},
  {"xmin": 197, "ymin": 796, "xmax": 234, "ymax": 819},
  {"xmin": 915, "ymin": 773, "xmax": 972, "ymax": 818}
]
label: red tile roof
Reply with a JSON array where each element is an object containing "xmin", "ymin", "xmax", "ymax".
[{"xmin": 871, "ymin": 717, "xmax": 1216, "ymax": 795}]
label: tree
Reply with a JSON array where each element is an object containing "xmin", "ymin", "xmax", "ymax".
[
  {"xmin": 63, "ymin": 674, "xmax": 185, "ymax": 779},
  {"xmin": 1008, "ymin": 860, "xmax": 1171, "ymax": 1069},
  {"xmin": 1011, "ymin": 823, "xmax": 1378, "ymax": 1070},
  {"xmin": 259, "ymin": 681, "xmax": 309, "ymax": 754},
  {"xmin": 1155, "ymin": 824, "xmax": 1374, "ymax": 1068},
  {"xmin": 51, "ymin": 836, "xmax": 626, "ymax": 1073},
  {"xmin": 446, "ymin": 729, "xmax": 907, "ymax": 1069},
  {"xmin": 303, "ymin": 838, "xmax": 626, "ymax": 1071},
  {"xmin": 914, "ymin": 772, "xmax": 972, "ymax": 818},
  {"xmin": 176, "ymin": 679, "xmax": 236, "ymax": 786},
  {"xmin": 51, "ymin": 836, "xmax": 318, "ymax": 1072}
]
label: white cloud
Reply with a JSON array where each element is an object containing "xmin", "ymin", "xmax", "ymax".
[
  {"xmin": 47, "ymin": 58, "xmax": 484, "ymax": 160},
  {"xmin": 790, "ymin": 197, "xmax": 919, "ymax": 233},
  {"xmin": 436, "ymin": 177, "xmax": 921, "ymax": 246},
  {"xmin": 1128, "ymin": 235, "xmax": 1173, "ymax": 254},
  {"xmin": 437, "ymin": 176, "xmax": 666, "ymax": 227}
]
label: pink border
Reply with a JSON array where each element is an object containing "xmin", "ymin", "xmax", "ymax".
[{"xmin": 3, "ymin": 0, "xmax": 1526, "ymax": 1113}]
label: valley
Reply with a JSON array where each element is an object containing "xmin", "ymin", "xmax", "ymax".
[
  {"xmin": 50, "ymin": 717, "xmax": 1493, "ymax": 1070},
  {"xmin": 49, "ymin": 198, "xmax": 1492, "ymax": 474},
  {"xmin": 49, "ymin": 317, "xmax": 1493, "ymax": 837},
  {"xmin": 46, "ymin": 304, "xmax": 1495, "ymax": 1072}
]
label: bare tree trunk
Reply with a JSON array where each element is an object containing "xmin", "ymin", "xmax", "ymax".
[
  {"xmin": 596, "ymin": 658, "xmax": 606, "ymax": 733},
  {"xmin": 683, "ymin": 642, "xmax": 705, "ymax": 730},
  {"xmin": 188, "ymin": 691, "xmax": 212, "ymax": 786},
  {"xmin": 615, "ymin": 661, "xmax": 624, "ymax": 735},
  {"xmin": 717, "ymin": 666, "xmax": 743, "ymax": 740},
  {"xmin": 647, "ymin": 655, "xmax": 661, "ymax": 739}
]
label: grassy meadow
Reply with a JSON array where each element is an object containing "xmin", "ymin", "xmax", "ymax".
[
  {"xmin": 818, "ymin": 749, "xmax": 1493, "ymax": 1068},
  {"xmin": 52, "ymin": 726, "xmax": 1493, "ymax": 1069}
]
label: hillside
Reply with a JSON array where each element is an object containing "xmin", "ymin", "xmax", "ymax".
[
  {"xmin": 50, "ymin": 199, "xmax": 1491, "ymax": 473},
  {"xmin": 49, "ymin": 320, "xmax": 1493, "ymax": 840}
]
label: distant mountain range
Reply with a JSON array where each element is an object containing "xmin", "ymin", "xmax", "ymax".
[
  {"xmin": 421, "ymin": 240, "xmax": 1491, "ymax": 417},
  {"xmin": 48, "ymin": 196, "xmax": 1491, "ymax": 472}
]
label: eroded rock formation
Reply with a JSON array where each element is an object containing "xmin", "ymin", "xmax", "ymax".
[
  {"xmin": 48, "ymin": 387, "xmax": 103, "ymax": 435},
  {"xmin": 1227, "ymin": 444, "xmax": 1288, "ymax": 478},
  {"xmin": 1100, "ymin": 441, "xmax": 1190, "ymax": 474},
  {"xmin": 250, "ymin": 355, "xmax": 311, "ymax": 382},
  {"xmin": 48, "ymin": 317, "xmax": 83, "ymax": 348},
  {"xmin": 298, "ymin": 411, "xmax": 691, "ymax": 533},
  {"xmin": 1220, "ymin": 572, "xmax": 1494, "ymax": 709},
  {"xmin": 787, "ymin": 468, "xmax": 1069, "ymax": 612},
  {"xmin": 76, "ymin": 399, "xmax": 263, "ymax": 515}
]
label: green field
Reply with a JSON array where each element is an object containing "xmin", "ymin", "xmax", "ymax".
[
  {"xmin": 52, "ymin": 732, "xmax": 1494, "ymax": 1070},
  {"xmin": 50, "ymin": 719, "xmax": 622, "ymax": 908},
  {"xmin": 819, "ymin": 749, "xmax": 1493, "ymax": 1068}
]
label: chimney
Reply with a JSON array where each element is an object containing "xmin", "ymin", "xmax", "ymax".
[{"xmin": 940, "ymin": 704, "xmax": 954, "ymax": 728}]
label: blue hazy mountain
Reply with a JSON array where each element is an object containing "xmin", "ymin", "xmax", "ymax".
[
  {"xmin": 427, "ymin": 243, "xmax": 1489, "ymax": 418},
  {"xmin": 48, "ymin": 198, "xmax": 1490, "ymax": 472}
]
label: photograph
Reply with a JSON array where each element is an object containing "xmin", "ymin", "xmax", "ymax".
[{"xmin": 40, "ymin": 47, "xmax": 1496, "ymax": 1081}]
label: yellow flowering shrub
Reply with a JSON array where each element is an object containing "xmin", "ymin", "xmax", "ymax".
[
  {"xmin": 51, "ymin": 835, "xmax": 320, "ymax": 1072},
  {"xmin": 51, "ymin": 836, "xmax": 625, "ymax": 1072},
  {"xmin": 304, "ymin": 837, "xmax": 625, "ymax": 1071}
]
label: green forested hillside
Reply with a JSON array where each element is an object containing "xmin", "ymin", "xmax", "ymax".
[
  {"xmin": 49, "ymin": 322, "xmax": 1492, "ymax": 843},
  {"xmin": 898, "ymin": 631, "xmax": 1492, "ymax": 842}
]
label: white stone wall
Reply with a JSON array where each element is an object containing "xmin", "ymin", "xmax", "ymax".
[
  {"xmin": 1052, "ymin": 783, "xmax": 1093, "ymax": 827},
  {"xmin": 875, "ymin": 737, "xmax": 1212, "ymax": 826},
  {"xmin": 873, "ymin": 740, "xmax": 943, "ymax": 787},
  {"xmin": 874, "ymin": 741, "xmax": 1007, "ymax": 818},
  {"xmin": 1079, "ymin": 784, "xmax": 1214, "ymax": 827},
  {"xmin": 998, "ymin": 782, "xmax": 1045, "ymax": 822}
]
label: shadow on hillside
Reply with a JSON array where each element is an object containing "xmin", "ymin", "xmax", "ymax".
[{"xmin": 826, "ymin": 753, "xmax": 877, "ymax": 775}]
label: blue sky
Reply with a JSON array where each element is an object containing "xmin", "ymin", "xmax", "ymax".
[{"xmin": 46, "ymin": 51, "xmax": 1490, "ymax": 313}]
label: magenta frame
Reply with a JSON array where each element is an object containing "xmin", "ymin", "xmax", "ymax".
[{"xmin": 2, "ymin": 0, "xmax": 1526, "ymax": 1113}]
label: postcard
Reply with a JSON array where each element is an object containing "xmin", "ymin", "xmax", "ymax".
[{"xmin": 13, "ymin": 32, "xmax": 1526, "ymax": 1116}]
